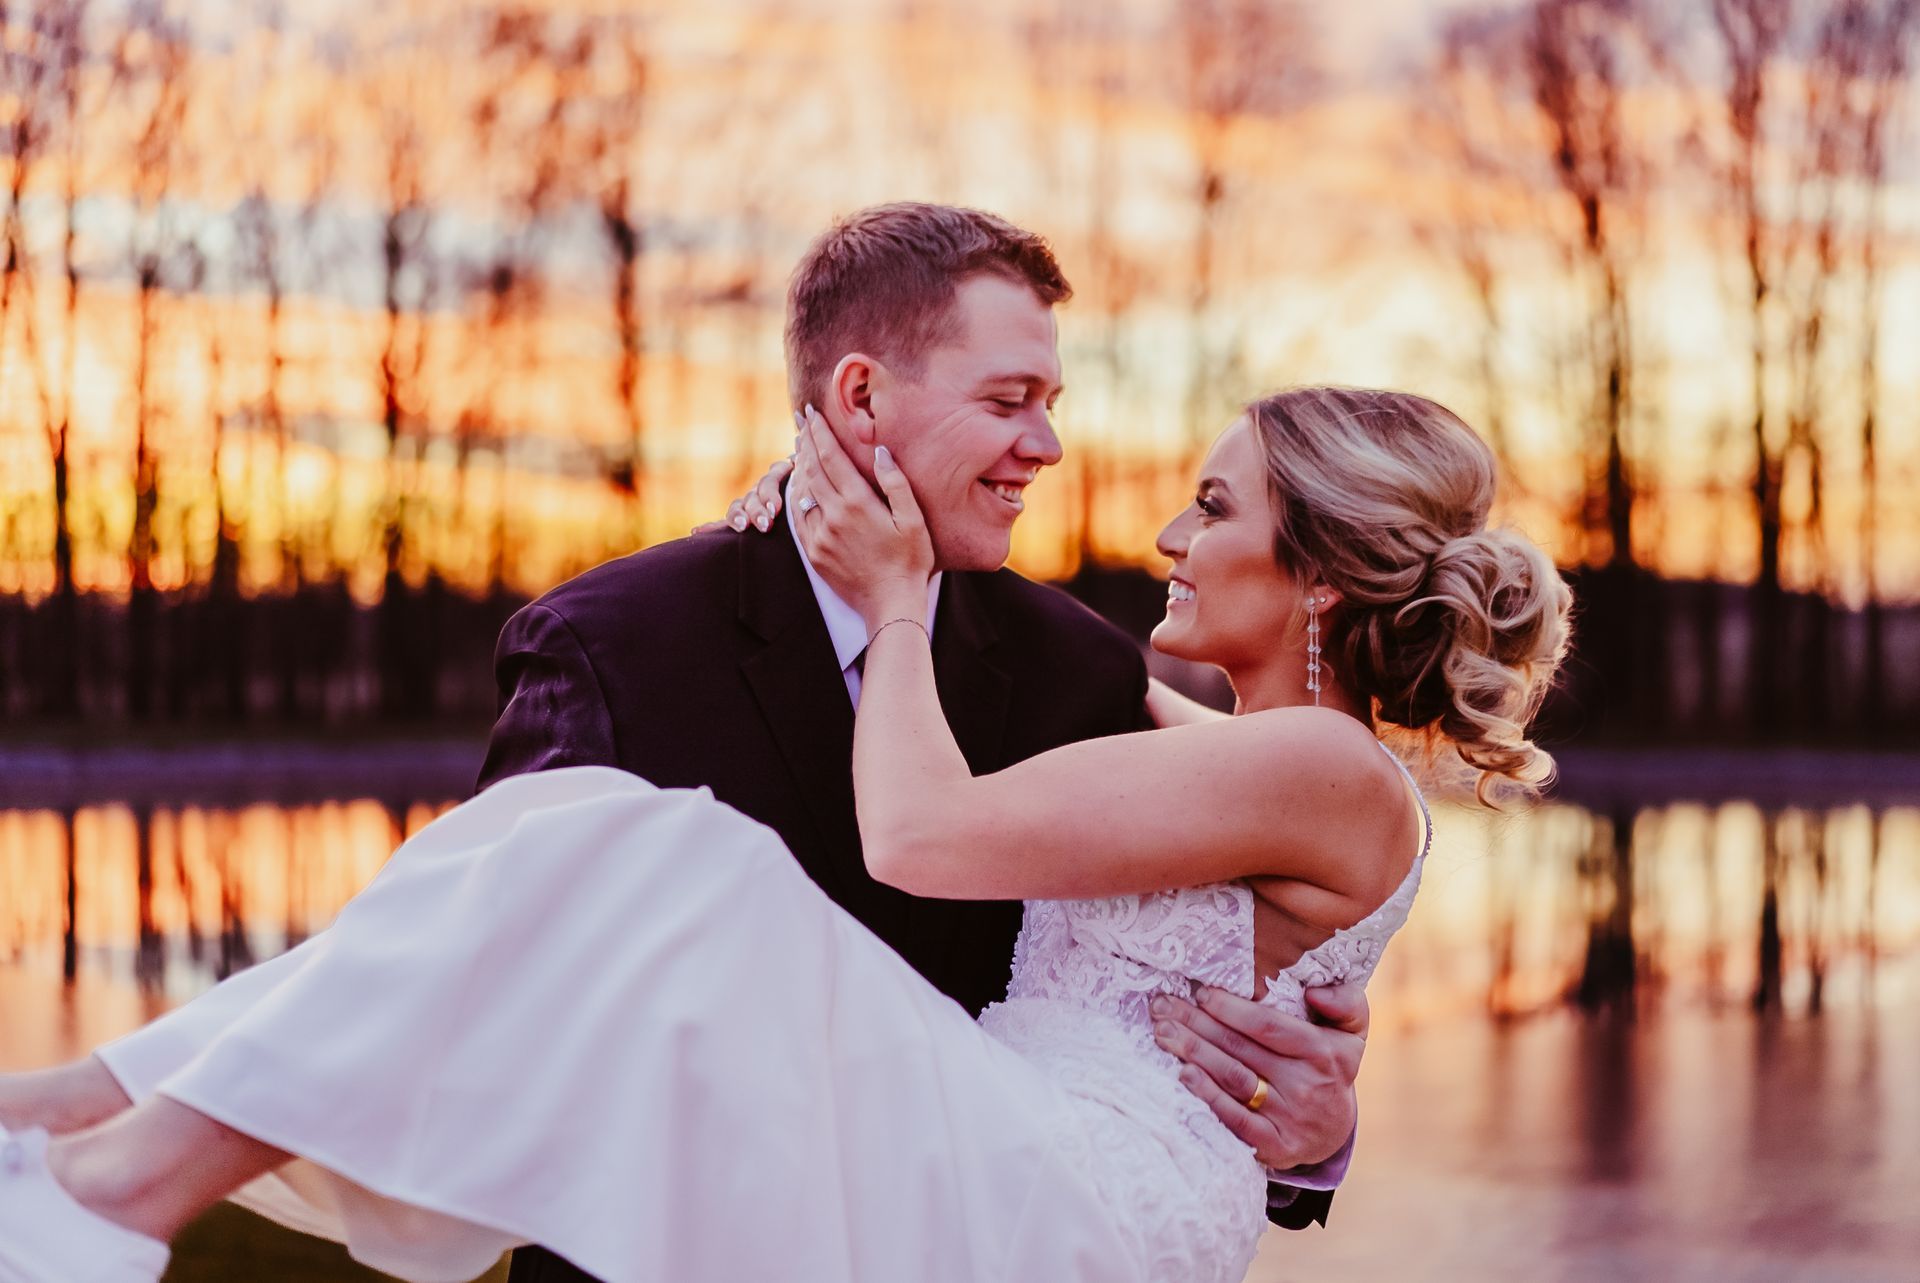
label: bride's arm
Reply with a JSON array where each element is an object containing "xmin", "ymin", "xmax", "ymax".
[{"xmin": 857, "ymin": 622, "xmax": 1395, "ymax": 907}]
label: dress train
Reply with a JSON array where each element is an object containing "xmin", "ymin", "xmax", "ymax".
[{"xmin": 98, "ymin": 768, "xmax": 1138, "ymax": 1283}]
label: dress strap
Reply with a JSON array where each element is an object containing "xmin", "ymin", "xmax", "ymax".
[{"xmin": 1376, "ymin": 741, "xmax": 1433, "ymax": 861}]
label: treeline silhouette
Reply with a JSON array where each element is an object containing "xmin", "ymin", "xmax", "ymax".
[
  {"xmin": 0, "ymin": 561, "xmax": 1915, "ymax": 747},
  {"xmin": 0, "ymin": 0, "xmax": 1915, "ymax": 742}
]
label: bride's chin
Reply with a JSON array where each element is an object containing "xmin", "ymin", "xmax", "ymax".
[{"xmin": 1147, "ymin": 622, "xmax": 1195, "ymax": 661}]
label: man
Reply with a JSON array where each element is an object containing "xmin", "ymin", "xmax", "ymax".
[{"xmin": 488, "ymin": 203, "xmax": 1365, "ymax": 1283}]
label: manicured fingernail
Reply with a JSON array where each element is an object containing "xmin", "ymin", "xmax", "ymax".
[
  {"xmin": 804, "ymin": 403, "xmax": 815, "ymax": 419},
  {"xmin": 756, "ymin": 515, "xmax": 769, "ymax": 532},
  {"xmin": 794, "ymin": 410, "xmax": 805, "ymax": 431},
  {"xmin": 875, "ymin": 445, "xmax": 894, "ymax": 470},
  {"xmin": 730, "ymin": 516, "xmax": 746, "ymax": 531}
]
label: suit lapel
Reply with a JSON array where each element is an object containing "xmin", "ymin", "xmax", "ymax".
[
  {"xmin": 912, "ymin": 572, "xmax": 1014, "ymax": 952},
  {"xmin": 931, "ymin": 572, "xmax": 1013, "ymax": 775},
  {"xmin": 736, "ymin": 513, "xmax": 863, "ymax": 901},
  {"xmin": 735, "ymin": 523, "xmax": 1015, "ymax": 939}
]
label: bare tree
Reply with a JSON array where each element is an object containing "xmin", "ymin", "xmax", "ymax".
[
  {"xmin": 114, "ymin": 0, "xmax": 193, "ymax": 720},
  {"xmin": 1, "ymin": 0, "xmax": 91, "ymax": 714},
  {"xmin": 364, "ymin": 18, "xmax": 445, "ymax": 717},
  {"xmin": 1706, "ymin": 0, "xmax": 1916, "ymax": 735},
  {"xmin": 1171, "ymin": 0, "xmax": 1314, "ymax": 462},
  {"xmin": 0, "ymin": 0, "xmax": 53, "ymax": 404},
  {"xmin": 1021, "ymin": 1, "xmax": 1148, "ymax": 566},
  {"xmin": 1767, "ymin": 0, "xmax": 1904, "ymax": 731},
  {"xmin": 1437, "ymin": 0, "xmax": 1666, "ymax": 735},
  {"xmin": 455, "ymin": 7, "xmax": 593, "ymax": 593},
  {"xmin": 577, "ymin": 15, "xmax": 650, "ymax": 537},
  {"xmin": 1413, "ymin": 14, "xmax": 1537, "ymax": 473},
  {"xmin": 1841, "ymin": 0, "xmax": 1918, "ymax": 733},
  {"xmin": 1525, "ymin": 0, "xmax": 1658, "ymax": 577},
  {"xmin": 1708, "ymin": 0, "xmax": 1794, "ymax": 732},
  {"xmin": 230, "ymin": 3, "xmax": 298, "ymax": 593}
]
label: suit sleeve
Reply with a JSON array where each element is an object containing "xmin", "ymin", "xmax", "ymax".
[
  {"xmin": 1129, "ymin": 657, "xmax": 1155, "ymax": 734},
  {"xmin": 1266, "ymin": 1174, "xmax": 1337, "ymax": 1230},
  {"xmin": 475, "ymin": 602, "xmax": 620, "ymax": 794}
]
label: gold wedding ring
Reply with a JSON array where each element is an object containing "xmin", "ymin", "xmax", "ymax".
[{"xmin": 1246, "ymin": 1077, "xmax": 1270, "ymax": 1112}]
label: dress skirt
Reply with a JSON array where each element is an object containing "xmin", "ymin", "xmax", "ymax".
[{"xmin": 96, "ymin": 768, "xmax": 1140, "ymax": 1283}]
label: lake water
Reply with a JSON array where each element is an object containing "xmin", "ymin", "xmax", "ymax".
[{"xmin": 2, "ymin": 744, "xmax": 1916, "ymax": 1280}]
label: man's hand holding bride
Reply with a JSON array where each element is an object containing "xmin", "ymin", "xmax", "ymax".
[{"xmin": 1152, "ymin": 982, "xmax": 1365, "ymax": 1176}]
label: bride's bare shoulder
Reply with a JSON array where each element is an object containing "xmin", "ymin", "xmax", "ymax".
[
  {"xmin": 1175, "ymin": 707, "xmax": 1415, "ymax": 897},
  {"xmin": 1182, "ymin": 704, "xmax": 1393, "ymax": 779}
]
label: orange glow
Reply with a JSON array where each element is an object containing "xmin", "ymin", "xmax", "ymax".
[{"xmin": 0, "ymin": 1, "xmax": 1915, "ymax": 605}]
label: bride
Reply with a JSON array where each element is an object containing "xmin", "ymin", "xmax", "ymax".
[{"xmin": 0, "ymin": 386, "xmax": 1569, "ymax": 1283}]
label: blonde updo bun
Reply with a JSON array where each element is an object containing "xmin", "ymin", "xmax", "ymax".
[{"xmin": 1248, "ymin": 387, "xmax": 1573, "ymax": 805}]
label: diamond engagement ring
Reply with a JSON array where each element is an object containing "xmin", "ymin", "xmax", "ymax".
[{"xmin": 795, "ymin": 495, "xmax": 819, "ymax": 516}]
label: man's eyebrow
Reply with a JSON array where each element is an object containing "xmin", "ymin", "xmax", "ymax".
[{"xmin": 975, "ymin": 371, "xmax": 1063, "ymax": 391}]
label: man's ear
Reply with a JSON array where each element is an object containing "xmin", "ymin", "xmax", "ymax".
[{"xmin": 827, "ymin": 354, "xmax": 881, "ymax": 447}]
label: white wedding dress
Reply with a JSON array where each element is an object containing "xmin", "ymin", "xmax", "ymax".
[{"xmin": 97, "ymin": 757, "xmax": 1426, "ymax": 1283}]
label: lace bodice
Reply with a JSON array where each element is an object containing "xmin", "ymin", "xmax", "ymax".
[{"xmin": 976, "ymin": 748, "xmax": 1430, "ymax": 1283}]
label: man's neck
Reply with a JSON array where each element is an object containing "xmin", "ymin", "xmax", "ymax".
[{"xmin": 783, "ymin": 485, "xmax": 943, "ymax": 673}]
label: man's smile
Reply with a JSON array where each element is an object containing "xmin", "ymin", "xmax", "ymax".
[{"xmin": 979, "ymin": 475, "xmax": 1034, "ymax": 513}]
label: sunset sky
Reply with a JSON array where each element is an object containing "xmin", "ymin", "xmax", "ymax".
[{"xmin": 1, "ymin": 0, "xmax": 1915, "ymax": 599}]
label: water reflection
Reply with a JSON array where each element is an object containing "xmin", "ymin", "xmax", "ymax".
[
  {"xmin": 0, "ymin": 798, "xmax": 454, "ymax": 1011},
  {"xmin": 2, "ymin": 792, "xmax": 1915, "ymax": 1028},
  {"xmin": 5, "ymin": 773, "xmax": 1912, "ymax": 1277}
]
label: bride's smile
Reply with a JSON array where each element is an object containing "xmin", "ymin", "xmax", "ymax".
[{"xmin": 1150, "ymin": 417, "xmax": 1331, "ymax": 716}]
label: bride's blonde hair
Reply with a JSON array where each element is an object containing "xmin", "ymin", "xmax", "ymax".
[{"xmin": 1247, "ymin": 387, "xmax": 1573, "ymax": 804}]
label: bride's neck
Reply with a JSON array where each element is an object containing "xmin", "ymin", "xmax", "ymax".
[{"xmin": 1227, "ymin": 659, "xmax": 1368, "ymax": 721}]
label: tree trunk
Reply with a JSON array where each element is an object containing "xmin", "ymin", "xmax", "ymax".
[
  {"xmin": 129, "ymin": 282, "xmax": 160, "ymax": 722},
  {"xmin": 47, "ymin": 443, "xmax": 81, "ymax": 717}
]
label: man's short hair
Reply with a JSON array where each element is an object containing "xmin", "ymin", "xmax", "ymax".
[{"xmin": 784, "ymin": 202, "xmax": 1072, "ymax": 410}]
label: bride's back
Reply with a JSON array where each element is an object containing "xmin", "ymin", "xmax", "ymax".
[{"xmin": 975, "ymin": 747, "xmax": 1429, "ymax": 1283}]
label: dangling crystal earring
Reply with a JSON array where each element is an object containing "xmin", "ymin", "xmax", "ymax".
[{"xmin": 1306, "ymin": 595, "xmax": 1324, "ymax": 706}]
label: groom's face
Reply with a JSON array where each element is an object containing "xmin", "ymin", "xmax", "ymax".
[{"xmin": 870, "ymin": 274, "xmax": 1064, "ymax": 572}]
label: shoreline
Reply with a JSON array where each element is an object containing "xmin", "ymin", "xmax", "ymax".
[{"xmin": 1, "ymin": 738, "xmax": 1917, "ymax": 808}]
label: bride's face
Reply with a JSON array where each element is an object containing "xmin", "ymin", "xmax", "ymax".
[{"xmin": 1150, "ymin": 418, "xmax": 1301, "ymax": 669}]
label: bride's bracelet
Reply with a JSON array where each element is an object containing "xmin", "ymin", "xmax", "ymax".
[{"xmin": 868, "ymin": 617, "xmax": 930, "ymax": 646}]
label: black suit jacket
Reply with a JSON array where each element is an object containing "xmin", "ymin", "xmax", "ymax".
[{"xmin": 487, "ymin": 518, "xmax": 1328, "ymax": 1283}]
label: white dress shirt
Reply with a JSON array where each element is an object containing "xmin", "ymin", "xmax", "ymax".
[{"xmin": 786, "ymin": 487, "xmax": 942, "ymax": 708}]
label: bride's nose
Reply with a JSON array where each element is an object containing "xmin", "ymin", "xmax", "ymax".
[{"xmin": 1155, "ymin": 514, "xmax": 1188, "ymax": 561}]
